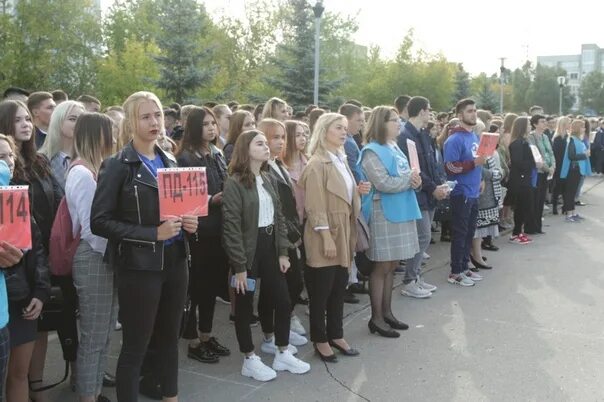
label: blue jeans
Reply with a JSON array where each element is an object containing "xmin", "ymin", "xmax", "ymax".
[{"xmin": 450, "ymin": 195, "xmax": 478, "ymax": 275}]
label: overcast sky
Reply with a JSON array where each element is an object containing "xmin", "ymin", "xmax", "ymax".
[{"xmin": 101, "ymin": 0, "xmax": 604, "ymax": 76}]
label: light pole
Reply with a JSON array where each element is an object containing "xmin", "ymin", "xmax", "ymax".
[
  {"xmin": 557, "ymin": 76, "xmax": 566, "ymax": 115},
  {"xmin": 312, "ymin": 1, "xmax": 324, "ymax": 106},
  {"xmin": 499, "ymin": 57, "xmax": 506, "ymax": 113}
]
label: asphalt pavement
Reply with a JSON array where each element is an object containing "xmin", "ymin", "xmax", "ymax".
[{"xmin": 44, "ymin": 175, "xmax": 604, "ymax": 402}]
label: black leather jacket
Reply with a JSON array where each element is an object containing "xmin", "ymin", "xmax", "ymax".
[
  {"xmin": 90, "ymin": 142, "xmax": 190, "ymax": 272},
  {"xmin": 5, "ymin": 219, "xmax": 51, "ymax": 303}
]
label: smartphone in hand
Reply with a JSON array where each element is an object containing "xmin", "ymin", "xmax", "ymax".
[{"xmin": 230, "ymin": 275, "xmax": 256, "ymax": 292}]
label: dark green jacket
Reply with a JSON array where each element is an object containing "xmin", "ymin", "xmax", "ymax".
[{"xmin": 222, "ymin": 172, "xmax": 290, "ymax": 274}]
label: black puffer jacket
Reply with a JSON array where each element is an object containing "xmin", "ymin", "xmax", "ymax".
[
  {"xmin": 90, "ymin": 142, "xmax": 190, "ymax": 272},
  {"xmin": 5, "ymin": 218, "xmax": 51, "ymax": 303}
]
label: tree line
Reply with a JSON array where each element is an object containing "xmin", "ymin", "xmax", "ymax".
[{"xmin": 1, "ymin": 0, "xmax": 602, "ymax": 114}]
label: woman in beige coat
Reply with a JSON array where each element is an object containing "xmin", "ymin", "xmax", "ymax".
[{"xmin": 300, "ymin": 113, "xmax": 369, "ymax": 362}]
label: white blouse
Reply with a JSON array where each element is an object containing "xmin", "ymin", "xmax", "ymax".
[
  {"xmin": 328, "ymin": 151, "xmax": 354, "ymax": 203},
  {"xmin": 256, "ymin": 175, "xmax": 274, "ymax": 227},
  {"xmin": 65, "ymin": 165, "xmax": 108, "ymax": 255}
]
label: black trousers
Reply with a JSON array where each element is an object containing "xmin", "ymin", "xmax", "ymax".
[
  {"xmin": 189, "ymin": 235, "xmax": 229, "ymax": 333},
  {"xmin": 236, "ymin": 229, "xmax": 291, "ymax": 354},
  {"xmin": 530, "ymin": 173, "xmax": 548, "ymax": 232},
  {"xmin": 304, "ymin": 266, "xmax": 348, "ymax": 343},
  {"xmin": 286, "ymin": 247, "xmax": 304, "ymax": 312},
  {"xmin": 115, "ymin": 243, "xmax": 188, "ymax": 402},
  {"xmin": 563, "ymin": 166, "xmax": 582, "ymax": 212},
  {"xmin": 513, "ymin": 186, "xmax": 535, "ymax": 236}
]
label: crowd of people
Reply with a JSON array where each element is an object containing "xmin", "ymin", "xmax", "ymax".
[{"xmin": 0, "ymin": 85, "xmax": 601, "ymax": 402}]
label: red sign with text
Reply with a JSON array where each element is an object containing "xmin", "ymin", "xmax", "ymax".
[
  {"xmin": 158, "ymin": 168, "xmax": 208, "ymax": 220},
  {"xmin": 0, "ymin": 186, "xmax": 32, "ymax": 249},
  {"xmin": 477, "ymin": 133, "xmax": 500, "ymax": 157}
]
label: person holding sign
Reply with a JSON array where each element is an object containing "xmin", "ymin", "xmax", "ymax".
[
  {"xmin": 66, "ymin": 113, "xmax": 116, "ymax": 402},
  {"xmin": 528, "ymin": 114, "xmax": 555, "ymax": 234},
  {"xmin": 508, "ymin": 117, "xmax": 540, "ymax": 244},
  {"xmin": 397, "ymin": 97, "xmax": 447, "ymax": 299},
  {"xmin": 222, "ymin": 130, "xmax": 310, "ymax": 382},
  {"xmin": 0, "ymin": 133, "xmax": 51, "ymax": 402},
  {"xmin": 1, "ymin": 101, "xmax": 62, "ymax": 402},
  {"xmin": 176, "ymin": 106, "xmax": 231, "ymax": 365},
  {"xmin": 358, "ymin": 106, "xmax": 421, "ymax": 337},
  {"xmin": 443, "ymin": 99, "xmax": 486, "ymax": 286},
  {"xmin": 91, "ymin": 92, "xmax": 198, "ymax": 402}
]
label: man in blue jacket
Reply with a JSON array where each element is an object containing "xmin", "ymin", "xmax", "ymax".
[
  {"xmin": 398, "ymin": 96, "xmax": 449, "ymax": 298},
  {"xmin": 443, "ymin": 98, "xmax": 486, "ymax": 286}
]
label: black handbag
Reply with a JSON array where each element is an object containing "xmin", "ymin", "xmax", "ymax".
[{"xmin": 355, "ymin": 252, "xmax": 373, "ymax": 277}]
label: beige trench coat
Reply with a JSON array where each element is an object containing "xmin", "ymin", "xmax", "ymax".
[{"xmin": 300, "ymin": 150, "xmax": 360, "ymax": 269}]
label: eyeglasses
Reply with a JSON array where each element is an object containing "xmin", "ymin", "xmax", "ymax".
[{"xmin": 386, "ymin": 118, "xmax": 399, "ymax": 123}]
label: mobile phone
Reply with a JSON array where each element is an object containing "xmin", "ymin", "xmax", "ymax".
[{"xmin": 230, "ymin": 275, "xmax": 256, "ymax": 292}]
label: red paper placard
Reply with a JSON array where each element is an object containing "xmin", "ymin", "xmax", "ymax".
[
  {"xmin": 477, "ymin": 132, "xmax": 500, "ymax": 157},
  {"xmin": 0, "ymin": 186, "xmax": 32, "ymax": 250},
  {"xmin": 406, "ymin": 139, "xmax": 421, "ymax": 172},
  {"xmin": 158, "ymin": 168, "xmax": 208, "ymax": 220}
]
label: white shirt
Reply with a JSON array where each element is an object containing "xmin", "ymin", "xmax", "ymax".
[
  {"xmin": 328, "ymin": 151, "xmax": 354, "ymax": 203},
  {"xmin": 256, "ymin": 175, "xmax": 274, "ymax": 227},
  {"xmin": 65, "ymin": 165, "xmax": 108, "ymax": 255}
]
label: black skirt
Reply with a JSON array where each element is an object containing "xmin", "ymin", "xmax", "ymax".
[{"xmin": 8, "ymin": 299, "xmax": 38, "ymax": 348}]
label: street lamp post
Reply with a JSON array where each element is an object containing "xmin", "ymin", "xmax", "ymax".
[
  {"xmin": 557, "ymin": 76, "xmax": 566, "ymax": 115},
  {"xmin": 499, "ymin": 57, "xmax": 506, "ymax": 114},
  {"xmin": 312, "ymin": 1, "xmax": 324, "ymax": 106}
]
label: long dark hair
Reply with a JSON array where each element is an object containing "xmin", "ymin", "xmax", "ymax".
[
  {"xmin": 228, "ymin": 130, "xmax": 266, "ymax": 188},
  {"xmin": 0, "ymin": 100, "xmax": 50, "ymax": 182},
  {"xmin": 178, "ymin": 106, "xmax": 217, "ymax": 155}
]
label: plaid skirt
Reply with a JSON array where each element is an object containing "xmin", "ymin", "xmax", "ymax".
[{"xmin": 367, "ymin": 200, "xmax": 419, "ymax": 262}]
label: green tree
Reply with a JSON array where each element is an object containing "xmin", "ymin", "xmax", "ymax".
[
  {"xmin": 453, "ymin": 63, "xmax": 471, "ymax": 104},
  {"xmin": 510, "ymin": 62, "xmax": 532, "ymax": 113},
  {"xmin": 103, "ymin": 0, "xmax": 159, "ymax": 53},
  {"xmin": 0, "ymin": 0, "xmax": 102, "ymax": 95},
  {"xmin": 472, "ymin": 73, "xmax": 499, "ymax": 112},
  {"xmin": 154, "ymin": 0, "xmax": 216, "ymax": 103},
  {"xmin": 579, "ymin": 71, "xmax": 604, "ymax": 114},
  {"xmin": 525, "ymin": 64, "xmax": 574, "ymax": 114},
  {"xmin": 267, "ymin": 0, "xmax": 342, "ymax": 108},
  {"xmin": 96, "ymin": 38, "xmax": 161, "ymax": 106},
  {"xmin": 205, "ymin": 0, "xmax": 280, "ymax": 102}
]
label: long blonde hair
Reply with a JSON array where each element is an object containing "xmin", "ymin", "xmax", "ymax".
[
  {"xmin": 121, "ymin": 91, "xmax": 164, "ymax": 145},
  {"xmin": 307, "ymin": 113, "xmax": 346, "ymax": 155},
  {"xmin": 553, "ymin": 116, "xmax": 571, "ymax": 139},
  {"xmin": 39, "ymin": 100, "xmax": 84, "ymax": 160}
]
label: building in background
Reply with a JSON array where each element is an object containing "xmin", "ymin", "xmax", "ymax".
[{"xmin": 538, "ymin": 44, "xmax": 604, "ymax": 111}]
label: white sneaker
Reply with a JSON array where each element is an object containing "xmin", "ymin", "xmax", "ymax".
[
  {"xmin": 115, "ymin": 321, "xmax": 122, "ymax": 331},
  {"xmin": 447, "ymin": 273, "xmax": 475, "ymax": 287},
  {"xmin": 215, "ymin": 296, "xmax": 231, "ymax": 305},
  {"xmin": 241, "ymin": 354, "xmax": 277, "ymax": 382},
  {"xmin": 289, "ymin": 330, "xmax": 308, "ymax": 346},
  {"xmin": 423, "ymin": 252, "xmax": 431, "ymax": 259},
  {"xmin": 400, "ymin": 281, "xmax": 432, "ymax": 298},
  {"xmin": 290, "ymin": 315, "xmax": 306, "ymax": 336},
  {"xmin": 261, "ymin": 337, "xmax": 298, "ymax": 355},
  {"xmin": 418, "ymin": 277, "xmax": 437, "ymax": 292},
  {"xmin": 272, "ymin": 350, "xmax": 310, "ymax": 374},
  {"xmin": 464, "ymin": 270, "xmax": 483, "ymax": 281}
]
